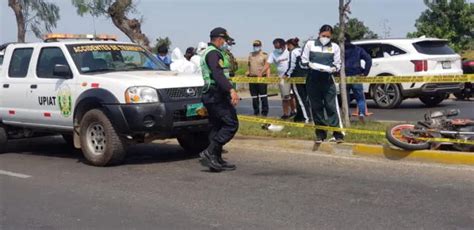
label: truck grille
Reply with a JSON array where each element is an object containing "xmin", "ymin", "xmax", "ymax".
[{"xmin": 162, "ymin": 87, "xmax": 202, "ymax": 100}]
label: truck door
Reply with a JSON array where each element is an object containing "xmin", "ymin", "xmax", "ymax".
[
  {"xmin": 31, "ymin": 46, "xmax": 74, "ymax": 130},
  {"xmin": 0, "ymin": 47, "xmax": 35, "ymax": 125}
]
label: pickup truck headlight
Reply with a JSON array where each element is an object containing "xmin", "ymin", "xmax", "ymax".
[{"xmin": 125, "ymin": 86, "xmax": 159, "ymax": 103}]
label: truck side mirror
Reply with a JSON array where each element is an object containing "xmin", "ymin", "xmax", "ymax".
[{"xmin": 53, "ymin": 64, "xmax": 72, "ymax": 79}]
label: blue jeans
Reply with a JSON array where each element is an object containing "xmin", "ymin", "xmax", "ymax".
[{"xmin": 347, "ymin": 84, "xmax": 366, "ymax": 116}]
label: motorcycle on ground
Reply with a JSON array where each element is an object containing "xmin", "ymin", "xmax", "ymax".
[{"xmin": 386, "ymin": 109, "xmax": 474, "ymax": 152}]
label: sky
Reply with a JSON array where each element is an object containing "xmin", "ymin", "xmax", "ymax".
[{"xmin": 0, "ymin": 0, "xmax": 428, "ymax": 57}]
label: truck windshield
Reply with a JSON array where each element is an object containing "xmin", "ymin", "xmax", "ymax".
[
  {"xmin": 412, "ymin": 41, "xmax": 456, "ymax": 55},
  {"xmin": 67, "ymin": 43, "xmax": 169, "ymax": 73}
]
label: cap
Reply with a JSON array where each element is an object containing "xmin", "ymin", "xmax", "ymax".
[
  {"xmin": 210, "ymin": 27, "xmax": 233, "ymax": 41},
  {"xmin": 227, "ymin": 37, "xmax": 236, "ymax": 46},
  {"xmin": 253, "ymin": 40, "xmax": 262, "ymax": 46}
]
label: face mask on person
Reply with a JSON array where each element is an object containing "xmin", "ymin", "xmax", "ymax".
[
  {"xmin": 221, "ymin": 43, "xmax": 232, "ymax": 51},
  {"xmin": 253, "ymin": 46, "xmax": 261, "ymax": 52},
  {"xmin": 274, "ymin": 48, "xmax": 283, "ymax": 54},
  {"xmin": 319, "ymin": 37, "xmax": 331, "ymax": 46}
]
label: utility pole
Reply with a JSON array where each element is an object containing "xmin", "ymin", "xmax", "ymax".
[{"xmin": 338, "ymin": 0, "xmax": 352, "ymax": 127}]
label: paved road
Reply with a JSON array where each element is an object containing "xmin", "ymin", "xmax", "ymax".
[
  {"xmin": 237, "ymin": 97, "xmax": 474, "ymax": 122},
  {"xmin": 1, "ymin": 136, "xmax": 474, "ymax": 229}
]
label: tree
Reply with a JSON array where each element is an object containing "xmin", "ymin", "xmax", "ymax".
[
  {"xmin": 338, "ymin": 0, "xmax": 351, "ymax": 127},
  {"xmin": 8, "ymin": 0, "xmax": 60, "ymax": 42},
  {"xmin": 333, "ymin": 18, "xmax": 378, "ymax": 42},
  {"xmin": 72, "ymin": 0, "xmax": 151, "ymax": 50},
  {"xmin": 154, "ymin": 37, "xmax": 172, "ymax": 52},
  {"xmin": 407, "ymin": 0, "xmax": 474, "ymax": 52}
]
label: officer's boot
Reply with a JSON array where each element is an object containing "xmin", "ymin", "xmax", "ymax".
[
  {"xmin": 199, "ymin": 142, "xmax": 223, "ymax": 172},
  {"xmin": 217, "ymin": 145, "xmax": 236, "ymax": 171}
]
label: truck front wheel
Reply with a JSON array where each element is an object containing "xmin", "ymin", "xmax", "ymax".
[
  {"xmin": 177, "ymin": 132, "xmax": 210, "ymax": 154},
  {"xmin": 80, "ymin": 109, "xmax": 126, "ymax": 166}
]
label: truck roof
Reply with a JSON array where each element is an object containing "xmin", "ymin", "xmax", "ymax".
[
  {"xmin": 4, "ymin": 40, "xmax": 137, "ymax": 49},
  {"xmin": 353, "ymin": 37, "xmax": 448, "ymax": 44}
]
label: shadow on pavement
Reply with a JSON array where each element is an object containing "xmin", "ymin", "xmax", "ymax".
[
  {"xmin": 3, "ymin": 136, "xmax": 199, "ymax": 166},
  {"xmin": 124, "ymin": 143, "xmax": 199, "ymax": 165}
]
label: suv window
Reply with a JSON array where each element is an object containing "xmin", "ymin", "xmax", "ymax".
[
  {"xmin": 359, "ymin": 44, "xmax": 383, "ymax": 59},
  {"xmin": 36, "ymin": 47, "xmax": 70, "ymax": 78},
  {"xmin": 0, "ymin": 54, "xmax": 4, "ymax": 65},
  {"xmin": 8, "ymin": 48, "xmax": 33, "ymax": 78},
  {"xmin": 381, "ymin": 44, "xmax": 406, "ymax": 57},
  {"xmin": 413, "ymin": 41, "xmax": 456, "ymax": 55}
]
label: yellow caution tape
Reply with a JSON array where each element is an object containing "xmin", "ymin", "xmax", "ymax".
[
  {"xmin": 238, "ymin": 115, "xmax": 474, "ymax": 146},
  {"xmin": 231, "ymin": 74, "xmax": 474, "ymax": 84}
]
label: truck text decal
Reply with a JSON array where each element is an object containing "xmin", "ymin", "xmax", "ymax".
[
  {"xmin": 38, "ymin": 96, "xmax": 56, "ymax": 106},
  {"xmin": 72, "ymin": 44, "xmax": 144, "ymax": 53}
]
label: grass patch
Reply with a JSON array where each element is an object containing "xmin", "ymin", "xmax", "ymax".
[
  {"xmin": 461, "ymin": 50, "xmax": 474, "ymax": 60},
  {"xmin": 238, "ymin": 119, "xmax": 393, "ymax": 145},
  {"xmin": 235, "ymin": 60, "xmax": 277, "ymax": 76}
]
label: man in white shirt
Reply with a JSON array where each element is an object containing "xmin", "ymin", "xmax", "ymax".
[{"xmin": 261, "ymin": 38, "xmax": 295, "ymax": 119}]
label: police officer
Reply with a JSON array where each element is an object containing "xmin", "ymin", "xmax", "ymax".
[
  {"xmin": 221, "ymin": 39, "xmax": 239, "ymax": 77},
  {"xmin": 199, "ymin": 27, "xmax": 240, "ymax": 172},
  {"xmin": 247, "ymin": 40, "xmax": 269, "ymax": 116}
]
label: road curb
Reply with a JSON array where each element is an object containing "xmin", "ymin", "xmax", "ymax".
[
  {"xmin": 235, "ymin": 135, "xmax": 474, "ymax": 166},
  {"xmin": 314, "ymin": 142, "xmax": 474, "ymax": 166}
]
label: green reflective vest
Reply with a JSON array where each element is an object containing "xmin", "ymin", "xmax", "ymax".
[{"xmin": 201, "ymin": 45, "xmax": 231, "ymax": 92}]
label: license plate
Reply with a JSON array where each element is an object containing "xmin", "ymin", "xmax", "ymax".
[
  {"xmin": 186, "ymin": 103, "xmax": 204, "ymax": 117},
  {"xmin": 442, "ymin": 61, "xmax": 451, "ymax": 69}
]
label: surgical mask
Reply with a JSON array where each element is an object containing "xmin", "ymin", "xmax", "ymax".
[
  {"xmin": 274, "ymin": 48, "xmax": 283, "ymax": 55},
  {"xmin": 221, "ymin": 43, "xmax": 231, "ymax": 51},
  {"xmin": 253, "ymin": 46, "xmax": 261, "ymax": 52},
  {"xmin": 319, "ymin": 37, "xmax": 331, "ymax": 46}
]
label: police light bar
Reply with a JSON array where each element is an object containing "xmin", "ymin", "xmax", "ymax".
[{"xmin": 43, "ymin": 33, "xmax": 117, "ymax": 42}]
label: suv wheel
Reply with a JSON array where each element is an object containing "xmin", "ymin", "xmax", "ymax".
[
  {"xmin": 80, "ymin": 109, "xmax": 126, "ymax": 166},
  {"xmin": 177, "ymin": 132, "xmax": 210, "ymax": 154},
  {"xmin": 0, "ymin": 126, "xmax": 7, "ymax": 153},
  {"xmin": 419, "ymin": 94, "xmax": 446, "ymax": 107},
  {"xmin": 372, "ymin": 84, "xmax": 402, "ymax": 109}
]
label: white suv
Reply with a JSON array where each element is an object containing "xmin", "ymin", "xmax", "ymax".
[
  {"xmin": 0, "ymin": 35, "xmax": 209, "ymax": 166},
  {"xmin": 353, "ymin": 37, "xmax": 463, "ymax": 108}
]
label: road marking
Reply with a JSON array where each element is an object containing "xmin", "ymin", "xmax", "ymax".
[{"xmin": 0, "ymin": 170, "xmax": 32, "ymax": 179}]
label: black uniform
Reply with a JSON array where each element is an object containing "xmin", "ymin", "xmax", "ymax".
[
  {"xmin": 203, "ymin": 46, "xmax": 239, "ymax": 146},
  {"xmin": 200, "ymin": 35, "xmax": 239, "ymax": 172}
]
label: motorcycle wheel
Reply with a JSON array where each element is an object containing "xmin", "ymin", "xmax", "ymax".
[{"xmin": 386, "ymin": 124, "xmax": 431, "ymax": 150}]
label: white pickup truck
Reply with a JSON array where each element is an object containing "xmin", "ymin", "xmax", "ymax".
[{"xmin": 0, "ymin": 34, "xmax": 209, "ymax": 166}]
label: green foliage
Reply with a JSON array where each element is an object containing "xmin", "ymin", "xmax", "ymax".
[
  {"xmin": 154, "ymin": 37, "xmax": 172, "ymax": 52},
  {"xmin": 407, "ymin": 0, "xmax": 474, "ymax": 52},
  {"xmin": 333, "ymin": 18, "xmax": 379, "ymax": 42},
  {"xmin": 71, "ymin": 0, "xmax": 135, "ymax": 17},
  {"xmin": 21, "ymin": 0, "xmax": 60, "ymax": 38}
]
